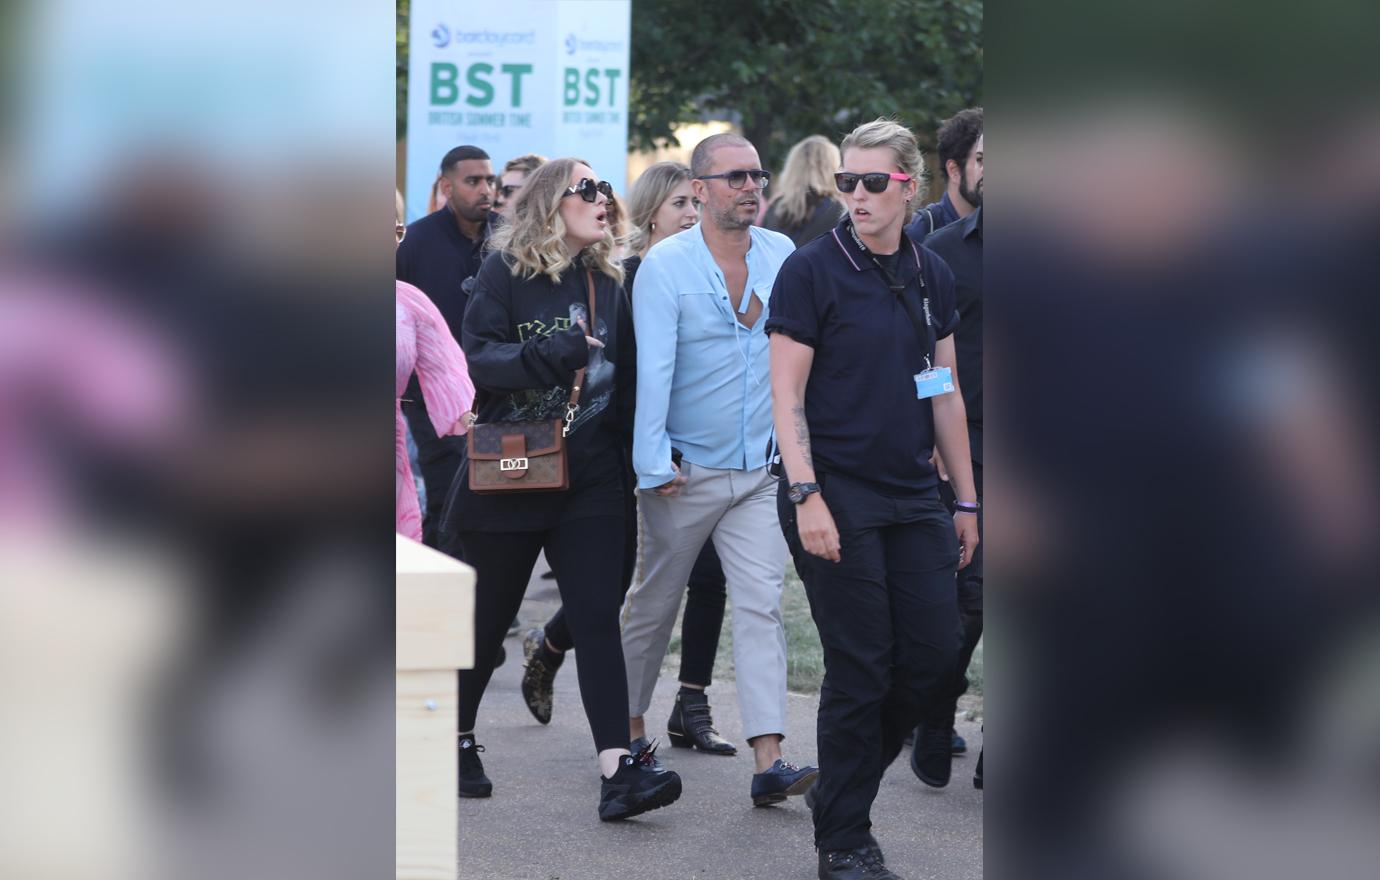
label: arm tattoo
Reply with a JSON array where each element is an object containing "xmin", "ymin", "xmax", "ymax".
[{"xmin": 791, "ymin": 404, "xmax": 813, "ymax": 469}]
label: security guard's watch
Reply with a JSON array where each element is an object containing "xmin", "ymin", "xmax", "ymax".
[{"xmin": 788, "ymin": 482, "xmax": 821, "ymax": 505}]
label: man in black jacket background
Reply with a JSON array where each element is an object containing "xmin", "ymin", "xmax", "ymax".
[{"xmin": 397, "ymin": 144, "xmax": 501, "ymax": 548}]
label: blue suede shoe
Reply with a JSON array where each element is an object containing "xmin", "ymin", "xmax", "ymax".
[{"xmin": 750, "ymin": 758, "xmax": 819, "ymax": 806}]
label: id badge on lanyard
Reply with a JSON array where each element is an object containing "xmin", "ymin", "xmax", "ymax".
[
  {"xmin": 912, "ymin": 294, "xmax": 953, "ymax": 399},
  {"xmin": 914, "ymin": 358, "xmax": 954, "ymax": 400}
]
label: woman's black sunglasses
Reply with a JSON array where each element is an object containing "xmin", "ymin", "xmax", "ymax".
[
  {"xmin": 563, "ymin": 178, "xmax": 614, "ymax": 203},
  {"xmin": 695, "ymin": 169, "xmax": 771, "ymax": 190},
  {"xmin": 834, "ymin": 172, "xmax": 913, "ymax": 194}
]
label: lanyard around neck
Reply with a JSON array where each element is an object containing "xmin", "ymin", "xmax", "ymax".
[{"xmin": 844, "ymin": 219, "xmax": 935, "ymax": 364}]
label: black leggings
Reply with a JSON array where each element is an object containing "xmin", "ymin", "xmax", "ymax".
[
  {"xmin": 545, "ymin": 535, "xmax": 728, "ymax": 688},
  {"xmin": 455, "ymin": 515, "xmax": 629, "ymax": 753}
]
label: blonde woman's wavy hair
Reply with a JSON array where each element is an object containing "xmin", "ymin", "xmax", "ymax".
[
  {"xmin": 840, "ymin": 118, "xmax": 926, "ymax": 222},
  {"xmin": 772, "ymin": 135, "xmax": 842, "ymax": 228},
  {"xmin": 489, "ymin": 157, "xmax": 625, "ymax": 285},
  {"xmin": 626, "ymin": 161, "xmax": 692, "ymax": 255}
]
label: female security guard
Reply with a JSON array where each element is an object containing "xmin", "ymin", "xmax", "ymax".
[{"xmin": 766, "ymin": 119, "xmax": 978, "ymax": 880}]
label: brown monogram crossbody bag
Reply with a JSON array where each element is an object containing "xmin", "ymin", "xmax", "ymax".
[{"xmin": 466, "ymin": 270, "xmax": 596, "ymax": 494}]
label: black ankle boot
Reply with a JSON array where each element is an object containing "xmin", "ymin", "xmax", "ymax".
[{"xmin": 666, "ymin": 688, "xmax": 737, "ymax": 755}]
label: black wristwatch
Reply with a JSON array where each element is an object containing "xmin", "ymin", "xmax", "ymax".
[{"xmin": 788, "ymin": 482, "xmax": 821, "ymax": 505}]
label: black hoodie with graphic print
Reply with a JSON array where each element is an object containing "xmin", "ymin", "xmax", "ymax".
[{"xmin": 441, "ymin": 249, "xmax": 635, "ymax": 533}]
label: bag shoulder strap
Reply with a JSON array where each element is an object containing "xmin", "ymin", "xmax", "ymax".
[
  {"xmin": 566, "ymin": 270, "xmax": 596, "ymax": 410},
  {"xmin": 467, "ymin": 268, "xmax": 597, "ymax": 424}
]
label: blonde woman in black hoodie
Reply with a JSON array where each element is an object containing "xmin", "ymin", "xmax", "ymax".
[{"xmin": 439, "ymin": 158, "xmax": 682, "ymax": 820}]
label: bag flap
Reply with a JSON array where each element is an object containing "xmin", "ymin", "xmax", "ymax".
[{"xmin": 467, "ymin": 419, "xmax": 563, "ymax": 460}]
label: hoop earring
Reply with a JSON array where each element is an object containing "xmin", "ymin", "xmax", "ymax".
[{"xmin": 650, "ymin": 222, "xmax": 656, "ymax": 232}]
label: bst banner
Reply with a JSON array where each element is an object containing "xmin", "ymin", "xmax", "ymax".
[{"xmin": 405, "ymin": 0, "xmax": 632, "ymax": 222}]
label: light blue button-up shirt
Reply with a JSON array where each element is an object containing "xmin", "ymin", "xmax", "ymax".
[{"xmin": 632, "ymin": 223, "xmax": 795, "ymax": 490}]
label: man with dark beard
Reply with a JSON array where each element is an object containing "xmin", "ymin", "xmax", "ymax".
[{"xmin": 907, "ymin": 108, "xmax": 982, "ymax": 241}]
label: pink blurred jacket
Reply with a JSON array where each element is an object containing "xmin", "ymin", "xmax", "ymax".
[{"xmin": 396, "ymin": 281, "xmax": 473, "ymax": 541}]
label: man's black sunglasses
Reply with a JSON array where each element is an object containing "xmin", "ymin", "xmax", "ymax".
[
  {"xmin": 834, "ymin": 172, "xmax": 912, "ymax": 194},
  {"xmin": 563, "ymin": 178, "xmax": 614, "ymax": 203},
  {"xmin": 696, "ymin": 169, "xmax": 771, "ymax": 189}
]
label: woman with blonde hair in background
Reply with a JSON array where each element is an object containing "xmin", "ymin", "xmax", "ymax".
[
  {"xmin": 763, "ymin": 134, "xmax": 846, "ymax": 247},
  {"xmin": 519, "ymin": 159, "xmax": 741, "ymax": 760},
  {"xmin": 439, "ymin": 158, "xmax": 683, "ymax": 820}
]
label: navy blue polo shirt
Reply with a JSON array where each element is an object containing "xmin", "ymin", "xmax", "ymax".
[
  {"xmin": 905, "ymin": 193, "xmax": 960, "ymax": 241},
  {"xmin": 766, "ymin": 218, "xmax": 959, "ymax": 498},
  {"xmin": 395, "ymin": 205, "xmax": 501, "ymax": 341},
  {"xmin": 922, "ymin": 206, "xmax": 982, "ymax": 461}
]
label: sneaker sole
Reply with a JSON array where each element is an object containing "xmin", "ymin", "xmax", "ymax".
[
  {"xmin": 752, "ymin": 767, "xmax": 819, "ymax": 807},
  {"xmin": 598, "ymin": 775, "xmax": 683, "ymax": 821}
]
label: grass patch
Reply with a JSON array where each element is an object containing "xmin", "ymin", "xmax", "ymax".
[{"xmin": 663, "ymin": 564, "xmax": 825, "ymax": 694}]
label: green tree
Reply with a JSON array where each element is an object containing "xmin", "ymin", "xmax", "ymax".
[{"xmin": 630, "ymin": 0, "xmax": 982, "ymax": 170}]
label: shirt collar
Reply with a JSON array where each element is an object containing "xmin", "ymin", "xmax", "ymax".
[
  {"xmin": 831, "ymin": 216, "xmax": 922, "ymax": 278},
  {"xmin": 962, "ymin": 206, "xmax": 982, "ymax": 240}
]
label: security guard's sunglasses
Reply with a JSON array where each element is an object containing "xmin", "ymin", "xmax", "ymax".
[
  {"xmin": 563, "ymin": 178, "xmax": 614, "ymax": 203},
  {"xmin": 696, "ymin": 169, "xmax": 771, "ymax": 189},
  {"xmin": 834, "ymin": 171, "xmax": 913, "ymax": 194}
]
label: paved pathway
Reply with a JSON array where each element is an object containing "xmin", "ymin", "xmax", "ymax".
[{"xmin": 456, "ymin": 557, "xmax": 983, "ymax": 880}]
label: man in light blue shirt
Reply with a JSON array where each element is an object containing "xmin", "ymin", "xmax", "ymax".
[{"xmin": 622, "ymin": 133, "xmax": 818, "ymax": 807}]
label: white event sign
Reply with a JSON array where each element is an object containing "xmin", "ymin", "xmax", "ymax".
[{"xmin": 405, "ymin": 0, "xmax": 632, "ymax": 222}]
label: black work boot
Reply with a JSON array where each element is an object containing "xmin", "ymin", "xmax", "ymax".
[
  {"xmin": 457, "ymin": 734, "xmax": 492, "ymax": 798},
  {"xmin": 666, "ymin": 688, "xmax": 737, "ymax": 754}
]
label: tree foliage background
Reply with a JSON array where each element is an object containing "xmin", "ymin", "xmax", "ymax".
[
  {"xmin": 398, "ymin": 0, "xmax": 982, "ymax": 171},
  {"xmin": 630, "ymin": 0, "xmax": 982, "ymax": 171}
]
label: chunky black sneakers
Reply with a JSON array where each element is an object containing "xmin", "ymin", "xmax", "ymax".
[
  {"xmin": 520, "ymin": 627, "xmax": 562, "ymax": 725},
  {"xmin": 597, "ymin": 749, "xmax": 682, "ymax": 821},
  {"xmin": 666, "ymin": 688, "xmax": 737, "ymax": 754},
  {"xmin": 457, "ymin": 734, "xmax": 492, "ymax": 798}
]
